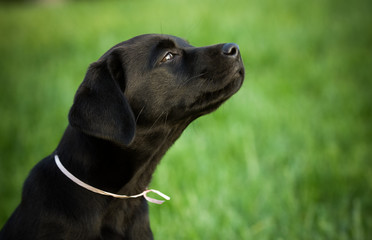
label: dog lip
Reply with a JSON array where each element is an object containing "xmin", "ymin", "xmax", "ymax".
[
  {"xmin": 209, "ymin": 76, "xmax": 240, "ymax": 96},
  {"xmin": 189, "ymin": 72, "xmax": 243, "ymax": 110},
  {"xmin": 204, "ymin": 63, "xmax": 244, "ymax": 96}
]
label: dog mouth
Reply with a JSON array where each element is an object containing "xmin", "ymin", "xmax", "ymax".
[{"xmin": 189, "ymin": 67, "xmax": 244, "ymax": 113}]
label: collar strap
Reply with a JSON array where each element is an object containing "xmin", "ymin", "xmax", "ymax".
[{"xmin": 54, "ymin": 155, "xmax": 170, "ymax": 204}]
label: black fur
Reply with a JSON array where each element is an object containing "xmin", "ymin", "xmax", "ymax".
[{"xmin": 0, "ymin": 34, "xmax": 244, "ymax": 240}]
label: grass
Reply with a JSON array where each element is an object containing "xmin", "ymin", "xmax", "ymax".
[{"xmin": 0, "ymin": 0, "xmax": 371, "ymax": 239}]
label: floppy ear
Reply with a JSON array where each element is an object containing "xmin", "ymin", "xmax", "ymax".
[{"xmin": 68, "ymin": 49, "xmax": 136, "ymax": 146}]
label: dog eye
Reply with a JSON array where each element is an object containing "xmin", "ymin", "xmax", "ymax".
[{"xmin": 161, "ymin": 52, "xmax": 175, "ymax": 62}]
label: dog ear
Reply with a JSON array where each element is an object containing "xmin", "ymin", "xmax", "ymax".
[{"xmin": 68, "ymin": 49, "xmax": 136, "ymax": 146}]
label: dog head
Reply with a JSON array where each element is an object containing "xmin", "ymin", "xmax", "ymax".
[{"xmin": 69, "ymin": 34, "xmax": 245, "ymax": 147}]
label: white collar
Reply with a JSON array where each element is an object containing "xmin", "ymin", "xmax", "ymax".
[{"xmin": 54, "ymin": 155, "xmax": 170, "ymax": 204}]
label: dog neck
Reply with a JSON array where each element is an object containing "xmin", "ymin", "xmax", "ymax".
[{"xmin": 55, "ymin": 122, "xmax": 188, "ymax": 197}]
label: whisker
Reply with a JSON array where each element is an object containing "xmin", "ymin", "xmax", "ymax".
[
  {"xmin": 201, "ymin": 76, "xmax": 213, "ymax": 90},
  {"xmin": 147, "ymin": 111, "xmax": 166, "ymax": 134},
  {"xmin": 179, "ymin": 73, "xmax": 207, "ymax": 87},
  {"xmin": 164, "ymin": 111, "xmax": 169, "ymax": 126},
  {"xmin": 135, "ymin": 106, "xmax": 145, "ymax": 124}
]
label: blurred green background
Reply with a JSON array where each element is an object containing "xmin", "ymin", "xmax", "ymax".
[{"xmin": 0, "ymin": 0, "xmax": 371, "ymax": 239}]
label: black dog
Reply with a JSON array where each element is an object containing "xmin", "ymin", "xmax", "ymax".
[{"xmin": 0, "ymin": 34, "xmax": 244, "ymax": 239}]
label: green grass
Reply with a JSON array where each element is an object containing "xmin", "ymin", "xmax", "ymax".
[{"xmin": 1, "ymin": 0, "xmax": 371, "ymax": 239}]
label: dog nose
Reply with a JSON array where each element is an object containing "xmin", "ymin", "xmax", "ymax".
[{"xmin": 222, "ymin": 43, "xmax": 240, "ymax": 57}]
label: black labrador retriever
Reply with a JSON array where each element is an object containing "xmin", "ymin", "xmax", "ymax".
[{"xmin": 0, "ymin": 34, "xmax": 244, "ymax": 240}]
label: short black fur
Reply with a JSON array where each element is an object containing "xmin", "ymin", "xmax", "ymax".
[{"xmin": 0, "ymin": 34, "xmax": 244, "ymax": 240}]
